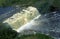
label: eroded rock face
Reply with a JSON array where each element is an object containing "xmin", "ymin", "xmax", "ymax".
[{"xmin": 17, "ymin": 10, "xmax": 60, "ymax": 39}]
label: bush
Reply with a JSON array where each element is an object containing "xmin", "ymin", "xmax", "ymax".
[{"xmin": 0, "ymin": 22, "xmax": 18, "ymax": 39}]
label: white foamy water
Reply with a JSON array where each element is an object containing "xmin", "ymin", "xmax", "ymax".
[
  {"xmin": 17, "ymin": 15, "xmax": 41, "ymax": 32},
  {"xmin": 3, "ymin": 6, "xmax": 40, "ymax": 29}
]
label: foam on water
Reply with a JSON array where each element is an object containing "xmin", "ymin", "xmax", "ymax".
[{"xmin": 17, "ymin": 15, "xmax": 41, "ymax": 32}]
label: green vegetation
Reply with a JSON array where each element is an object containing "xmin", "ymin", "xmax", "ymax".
[
  {"xmin": 53, "ymin": 0, "xmax": 60, "ymax": 8},
  {"xmin": 0, "ymin": 0, "xmax": 60, "ymax": 8},
  {"xmin": 0, "ymin": 22, "xmax": 18, "ymax": 39},
  {"xmin": 15, "ymin": 33, "xmax": 54, "ymax": 39},
  {"xmin": 0, "ymin": 29, "xmax": 18, "ymax": 39},
  {"xmin": 0, "ymin": 0, "xmax": 38, "ymax": 7}
]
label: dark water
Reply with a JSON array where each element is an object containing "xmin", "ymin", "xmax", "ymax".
[
  {"xmin": 0, "ymin": 7, "xmax": 15, "ymax": 15},
  {"xmin": 0, "ymin": 6, "xmax": 21, "ymax": 21}
]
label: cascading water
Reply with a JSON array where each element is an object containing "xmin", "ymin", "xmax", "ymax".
[{"xmin": 16, "ymin": 9, "xmax": 60, "ymax": 39}]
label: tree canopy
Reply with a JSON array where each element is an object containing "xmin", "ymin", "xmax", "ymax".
[{"xmin": 0, "ymin": 0, "xmax": 38, "ymax": 7}]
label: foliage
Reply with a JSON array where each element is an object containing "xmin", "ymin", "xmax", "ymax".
[
  {"xmin": 0, "ymin": 29, "xmax": 18, "ymax": 39},
  {"xmin": 0, "ymin": 0, "xmax": 38, "ymax": 7},
  {"xmin": 53, "ymin": 0, "xmax": 60, "ymax": 8},
  {"xmin": 0, "ymin": 22, "xmax": 18, "ymax": 39},
  {"xmin": 15, "ymin": 33, "xmax": 54, "ymax": 39}
]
